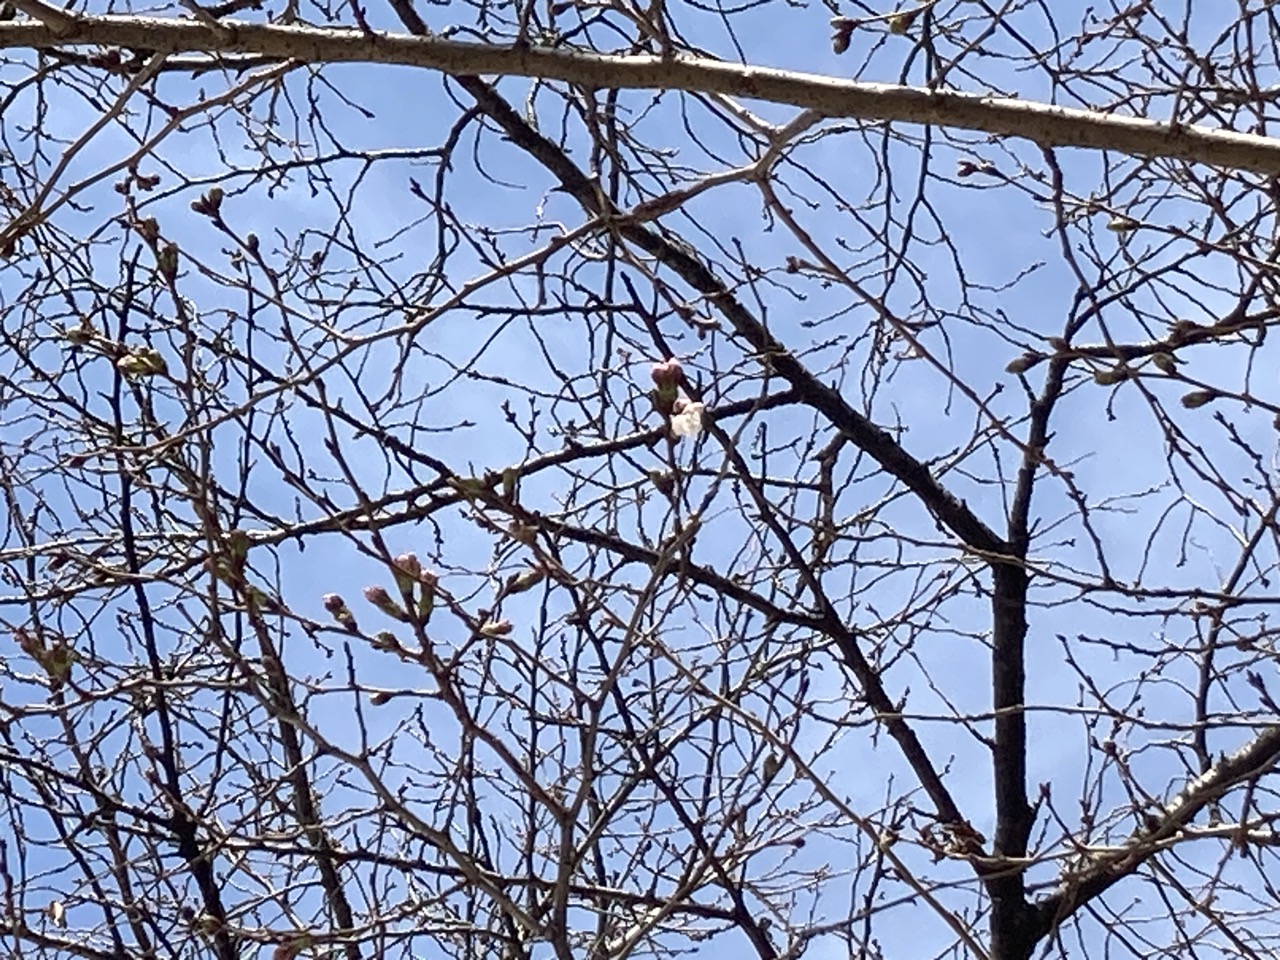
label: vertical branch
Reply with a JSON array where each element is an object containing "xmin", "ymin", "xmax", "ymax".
[
  {"xmin": 989, "ymin": 353, "xmax": 1068, "ymax": 960},
  {"xmin": 988, "ymin": 558, "xmax": 1034, "ymax": 960}
]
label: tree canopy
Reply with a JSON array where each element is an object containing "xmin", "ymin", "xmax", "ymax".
[{"xmin": 3, "ymin": 2, "xmax": 1280, "ymax": 959}]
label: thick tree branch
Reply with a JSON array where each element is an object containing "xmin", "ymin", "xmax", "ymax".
[
  {"xmin": 1031, "ymin": 724, "xmax": 1280, "ymax": 941},
  {"xmin": 9, "ymin": 0, "xmax": 73, "ymax": 33},
  {"xmin": 986, "ymin": 369, "xmax": 1073, "ymax": 960},
  {"xmin": 1, "ymin": 16, "xmax": 1279, "ymax": 175}
]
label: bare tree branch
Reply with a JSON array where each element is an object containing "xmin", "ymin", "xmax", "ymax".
[{"xmin": 0, "ymin": 17, "xmax": 1278, "ymax": 174}]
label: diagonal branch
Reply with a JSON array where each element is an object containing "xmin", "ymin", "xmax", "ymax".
[
  {"xmin": 4, "ymin": 16, "xmax": 1280, "ymax": 174},
  {"xmin": 1031, "ymin": 725, "xmax": 1280, "ymax": 941},
  {"xmin": 451, "ymin": 75, "xmax": 1009, "ymax": 561},
  {"xmin": 443, "ymin": 70, "xmax": 995, "ymax": 847}
]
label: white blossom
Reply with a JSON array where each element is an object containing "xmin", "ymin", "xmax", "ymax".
[{"xmin": 670, "ymin": 401, "xmax": 704, "ymax": 438}]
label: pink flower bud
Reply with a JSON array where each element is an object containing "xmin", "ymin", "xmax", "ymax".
[
  {"xmin": 650, "ymin": 358, "xmax": 683, "ymax": 387},
  {"xmin": 322, "ymin": 593, "xmax": 346, "ymax": 614},
  {"xmin": 394, "ymin": 553, "xmax": 421, "ymax": 577},
  {"xmin": 364, "ymin": 585, "xmax": 409, "ymax": 622}
]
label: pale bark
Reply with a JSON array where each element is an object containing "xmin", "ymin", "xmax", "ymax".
[{"xmin": 3, "ymin": 12, "xmax": 1280, "ymax": 175}]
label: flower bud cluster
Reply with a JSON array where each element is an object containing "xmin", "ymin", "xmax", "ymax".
[{"xmin": 650, "ymin": 358, "xmax": 704, "ymax": 438}]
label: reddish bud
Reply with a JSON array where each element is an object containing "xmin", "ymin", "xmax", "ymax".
[
  {"xmin": 394, "ymin": 553, "xmax": 421, "ymax": 578},
  {"xmin": 650, "ymin": 358, "xmax": 683, "ymax": 388},
  {"xmin": 363, "ymin": 585, "xmax": 392, "ymax": 606},
  {"xmin": 364, "ymin": 585, "xmax": 410, "ymax": 622}
]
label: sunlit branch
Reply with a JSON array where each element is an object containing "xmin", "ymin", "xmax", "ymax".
[{"xmin": 0, "ymin": 16, "xmax": 1279, "ymax": 174}]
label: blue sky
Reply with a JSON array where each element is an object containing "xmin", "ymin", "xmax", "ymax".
[{"xmin": 3, "ymin": 1, "xmax": 1280, "ymax": 958}]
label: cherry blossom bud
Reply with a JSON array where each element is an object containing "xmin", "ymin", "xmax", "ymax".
[
  {"xmin": 417, "ymin": 569, "xmax": 438, "ymax": 623},
  {"xmin": 1181, "ymin": 389, "xmax": 1218, "ymax": 409},
  {"xmin": 647, "ymin": 469, "xmax": 675, "ymax": 496},
  {"xmin": 322, "ymin": 593, "xmax": 358, "ymax": 631},
  {"xmin": 189, "ymin": 186, "xmax": 223, "ymax": 218},
  {"xmin": 156, "ymin": 241, "xmax": 179, "ymax": 282},
  {"xmin": 1092, "ymin": 367, "xmax": 1129, "ymax": 386},
  {"xmin": 44, "ymin": 640, "xmax": 74, "ymax": 689},
  {"xmin": 888, "ymin": 9, "xmax": 916, "ymax": 34},
  {"xmin": 650, "ymin": 358, "xmax": 683, "ymax": 387},
  {"xmin": 649, "ymin": 360, "xmax": 685, "ymax": 416},
  {"xmin": 364, "ymin": 585, "xmax": 410, "ymax": 622},
  {"xmin": 392, "ymin": 552, "xmax": 421, "ymax": 594},
  {"xmin": 135, "ymin": 217, "xmax": 159, "ymax": 244},
  {"xmin": 1005, "ymin": 352, "xmax": 1043, "ymax": 375},
  {"xmin": 505, "ymin": 567, "xmax": 545, "ymax": 595}
]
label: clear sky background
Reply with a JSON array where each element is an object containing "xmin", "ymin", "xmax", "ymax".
[{"xmin": 2, "ymin": 1, "xmax": 1279, "ymax": 958}]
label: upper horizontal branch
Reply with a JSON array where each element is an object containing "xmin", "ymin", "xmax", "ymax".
[{"xmin": 3, "ymin": 15, "xmax": 1280, "ymax": 175}]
